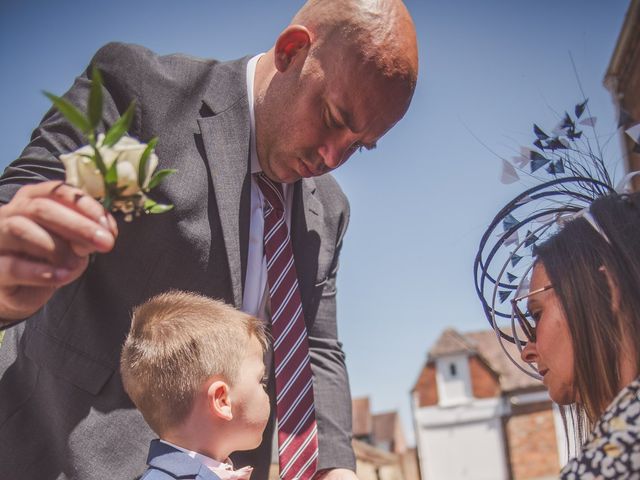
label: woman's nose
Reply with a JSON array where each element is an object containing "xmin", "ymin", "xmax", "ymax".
[{"xmin": 520, "ymin": 339, "xmax": 538, "ymax": 364}]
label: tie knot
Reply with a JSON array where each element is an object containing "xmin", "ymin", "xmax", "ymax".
[{"xmin": 256, "ymin": 173, "xmax": 285, "ymax": 212}]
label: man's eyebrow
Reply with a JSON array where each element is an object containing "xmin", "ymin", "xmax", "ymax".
[
  {"xmin": 330, "ymin": 101, "xmax": 377, "ymax": 150},
  {"xmin": 334, "ymin": 104, "xmax": 363, "ymax": 134}
]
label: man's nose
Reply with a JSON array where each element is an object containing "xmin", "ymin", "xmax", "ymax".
[
  {"xmin": 520, "ymin": 340, "xmax": 538, "ymax": 364},
  {"xmin": 318, "ymin": 136, "xmax": 358, "ymax": 170}
]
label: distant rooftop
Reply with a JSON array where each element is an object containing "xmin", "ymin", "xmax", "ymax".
[{"xmin": 426, "ymin": 327, "xmax": 540, "ymax": 392}]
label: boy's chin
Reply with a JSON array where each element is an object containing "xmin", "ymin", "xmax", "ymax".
[{"xmin": 234, "ymin": 436, "xmax": 263, "ymax": 453}]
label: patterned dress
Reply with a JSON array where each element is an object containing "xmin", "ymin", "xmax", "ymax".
[{"xmin": 561, "ymin": 376, "xmax": 640, "ymax": 479}]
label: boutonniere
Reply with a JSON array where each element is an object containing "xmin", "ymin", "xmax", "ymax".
[{"xmin": 45, "ymin": 66, "xmax": 175, "ymax": 221}]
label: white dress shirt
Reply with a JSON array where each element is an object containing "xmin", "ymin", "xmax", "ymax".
[{"xmin": 242, "ymin": 54, "xmax": 293, "ymax": 320}]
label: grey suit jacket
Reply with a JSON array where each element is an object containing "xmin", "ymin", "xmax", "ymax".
[{"xmin": 0, "ymin": 43, "xmax": 354, "ymax": 480}]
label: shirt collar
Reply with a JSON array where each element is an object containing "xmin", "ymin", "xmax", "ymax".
[
  {"xmin": 159, "ymin": 439, "xmax": 232, "ymax": 471},
  {"xmin": 246, "ymin": 53, "xmax": 265, "ymax": 175}
]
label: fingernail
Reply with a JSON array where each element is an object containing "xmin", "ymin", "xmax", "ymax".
[
  {"xmin": 41, "ymin": 270, "xmax": 54, "ymax": 279},
  {"xmin": 107, "ymin": 215, "xmax": 118, "ymax": 236},
  {"xmin": 94, "ymin": 229, "xmax": 113, "ymax": 249},
  {"xmin": 54, "ymin": 268, "xmax": 71, "ymax": 280}
]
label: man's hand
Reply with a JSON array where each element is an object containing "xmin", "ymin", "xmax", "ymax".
[
  {"xmin": 0, "ymin": 181, "xmax": 117, "ymax": 322},
  {"xmin": 315, "ymin": 469, "xmax": 358, "ymax": 480}
]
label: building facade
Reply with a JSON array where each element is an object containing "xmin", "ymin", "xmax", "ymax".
[
  {"xmin": 605, "ymin": 0, "xmax": 640, "ymax": 179},
  {"xmin": 411, "ymin": 329, "xmax": 572, "ymax": 480}
]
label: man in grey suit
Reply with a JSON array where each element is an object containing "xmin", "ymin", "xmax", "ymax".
[{"xmin": 0, "ymin": 1, "xmax": 418, "ymax": 479}]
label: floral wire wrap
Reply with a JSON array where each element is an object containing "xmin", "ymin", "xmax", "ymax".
[{"xmin": 473, "ymin": 98, "xmax": 637, "ymax": 379}]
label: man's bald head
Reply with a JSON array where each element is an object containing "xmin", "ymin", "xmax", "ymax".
[
  {"xmin": 253, "ymin": 0, "xmax": 419, "ymax": 183},
  {"xmin": 291, "ymin": 0, "xmax": 418, "ymax": 90}
]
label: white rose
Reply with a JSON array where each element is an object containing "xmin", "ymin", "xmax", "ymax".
[{"xmin": 60, "ymin": 134, "xmax": 159, "ymax": 199}]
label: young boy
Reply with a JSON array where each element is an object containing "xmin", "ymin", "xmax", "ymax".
[{"xmin": 120, "ymin": 291, "xmax": 270, "ymax": 480}]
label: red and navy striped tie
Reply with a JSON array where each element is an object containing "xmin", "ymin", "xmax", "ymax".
[{"xmin": 256, "ymin": 173, "xmax": 319, "ymax": 480}]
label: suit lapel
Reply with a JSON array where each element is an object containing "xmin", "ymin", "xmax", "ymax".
[
  {"xmin": 197, "ymin": 58, "xmax": 252, "ymax": 309},
  {"xmin": 292, "ymin": 178, "xmax": 324, "ymax": 307}
]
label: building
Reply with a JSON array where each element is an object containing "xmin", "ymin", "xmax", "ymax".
[
  {"xmin": 604, "ymin": 0, "xmax": 640, "ymax": 179},
  {"xmin": 411, "ymin": 328, "xmax": 573, "ymax": 480},
  {"xmin": 352, "ymin": 397, "xmax": 420, "ymax": 480},
  {"xmin": 268, "ymin": 398, "xmax": 420, "ymax": 480}
]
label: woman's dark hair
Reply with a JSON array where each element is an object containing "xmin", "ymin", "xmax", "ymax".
[{"xmin": 535, "ymin": 191, "xmax": 640, "ymax": 441}]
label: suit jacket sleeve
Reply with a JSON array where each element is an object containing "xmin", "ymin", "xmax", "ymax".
[{"xmin": 306, "ymin": 183, "xmax": 355, "ymax": 472}]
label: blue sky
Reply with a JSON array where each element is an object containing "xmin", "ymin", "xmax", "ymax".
[{"xmin": 0, "ymin": 0, "xmax": 630, "ymax": 444}]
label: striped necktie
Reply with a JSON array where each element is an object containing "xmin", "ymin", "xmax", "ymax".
[{"xmin": 256, "ymin": 173, "xmax": 319, "ymax": 480}]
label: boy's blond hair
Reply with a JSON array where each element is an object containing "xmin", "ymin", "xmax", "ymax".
[{"xmin": 120, "ymin": 290, "xmax": 268, "ymax": 435}]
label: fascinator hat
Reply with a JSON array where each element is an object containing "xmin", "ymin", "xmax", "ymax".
[{"xmin": 474, "ymin": 98, "xmax": 640, "ymax": 380}]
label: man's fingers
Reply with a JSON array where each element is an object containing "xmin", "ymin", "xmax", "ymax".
[
  {"xmin": 14, "ymin": 181, "xmax": 118, "ymax": 237},
  {"xmin": 23, "ymin": 197, "xmax": 115, "ymax": 253},
  {"xmin": 0, "ymin": 254, "xmax": 86, "ymax": 287},
  {"xmin": 0, "ymin": 285, "xmax": 57, "ymax": 321}
]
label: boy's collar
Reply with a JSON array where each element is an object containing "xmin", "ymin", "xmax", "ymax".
[{"xmin": 159, "ymin": 439, "xmax": 253, "ymax": 480}]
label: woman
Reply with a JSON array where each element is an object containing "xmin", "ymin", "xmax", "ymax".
[{"xmin": 475, "ymin": 102, "xmax": 640, "ymax": 478}]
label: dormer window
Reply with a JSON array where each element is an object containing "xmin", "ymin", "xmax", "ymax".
[{"xmin": 435, "ymin": 354, "xmax": 472, "ymax": 405}]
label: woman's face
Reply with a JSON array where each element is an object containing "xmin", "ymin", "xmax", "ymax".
[{"xmin": 520, "ymin": 263, "xmax": 576, "ymax": 404}]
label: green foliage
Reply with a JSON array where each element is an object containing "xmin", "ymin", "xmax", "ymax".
[
  {"xmin": 138, "ymin": 137, "xmax": 158, "ymax": 187},
  {"xmin": 88, "ymin": 67, "xmax": 103, "ymax": 130},
  {"xmin": 43, "ymin": 92, "xmax": 91, "ymax": 134},
  {"xmin": 147, "ymin": 169, "xmax": 176, "ymax": 190},
  {"xmin": 103, "ymin": 101, "xmax": 136, "ymax": 148},
  {"xmin": 45, "ymin": 65, "xmax": 175, "ymax": 217}
]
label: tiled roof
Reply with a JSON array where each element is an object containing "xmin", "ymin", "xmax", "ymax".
[
  {"xmin": 465, "ymin": 329, "xmax": 540, "ymax": 391},
  {"xmin": 428, "ymin": 328, "xmax": 477, "ymax": 358},
  {"xmin": 423, "ymin": 328, "xmax": 540, "ymax": 392},
  {"xmin": 372, "ymin": 411, "xmax": 397, "ymax": 443}
]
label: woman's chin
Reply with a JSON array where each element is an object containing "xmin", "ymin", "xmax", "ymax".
[{"xmin": 548, "ymin": 388, "xmax": 576, "ymax": 406}]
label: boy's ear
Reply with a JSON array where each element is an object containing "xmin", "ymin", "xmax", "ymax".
[
  {"xmin": 274, "ymin": 25, "xmax": 312, "ymax": 72},
  {"xmin": 207, "ymin": 380, "xmax": 233, "ymax": 422}
]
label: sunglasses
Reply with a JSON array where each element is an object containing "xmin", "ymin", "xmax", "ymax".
[{"xmin": 510, "ymin": 284, "xmax": 554, "ymax": 343}]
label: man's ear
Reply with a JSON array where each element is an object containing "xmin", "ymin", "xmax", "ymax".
[
  {"xmin": 599, "ymin": 265, "xmax": 621, "ymax": 314},
  {"xmin": 274, "ymin": 25, "xmax": 312, "ymax": 72},
  {"xmin": 207, "ymin": 380, "xmax": 233, "ymax": 421}
]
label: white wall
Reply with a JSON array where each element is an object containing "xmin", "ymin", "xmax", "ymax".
[
  {"xmin": 415, "ymin": 398, "xmax": 509, "ymax": 480},
  {"xmin": 552, "ymin": 402, "xmax": 578, "ymax": 468}
]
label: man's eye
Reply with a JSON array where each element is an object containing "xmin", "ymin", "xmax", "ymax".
[
  {"xmin": 323, "ymin": 108, "xmax": 337, "ymax": 129},
  {"xmin": 351, "ymin": 142, "xmax": 376, "ymax": 153}
]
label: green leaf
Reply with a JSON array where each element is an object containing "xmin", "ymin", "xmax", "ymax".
[
  {"xmin": 146, "ymin": 168, "xmax": 176, "ymax": 190},
  {"xmin": 88, "ymin": 66, "xmax": 104, "ymax": 130},
  {"xmin": 143, "ymin": 198, "xmax": 157, "ymax": 209},
  {"xmin": 147, "ymin": 203, "xmax": 174, "ymax": 214},
  {"xmin": 138, "ymin": 137, "xmax": 158, "ymax": 187},
  {"xmin": 93, "ymin": 145, "xmax": 107, "ymax": 176},
  {"xmin": 43, "ymin": 92, "xmax": 91, "ymax": 134},
  {"xmin": 103, "ymin": 100, "xmax": 136, "ymax": 147},
  {"xmin": 104, "ymin": 153, "xmax": 118, "ymax": 186},
  {"xmin": 102, "ymin": 195, "xmax": 112, "ymax": 211}
]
